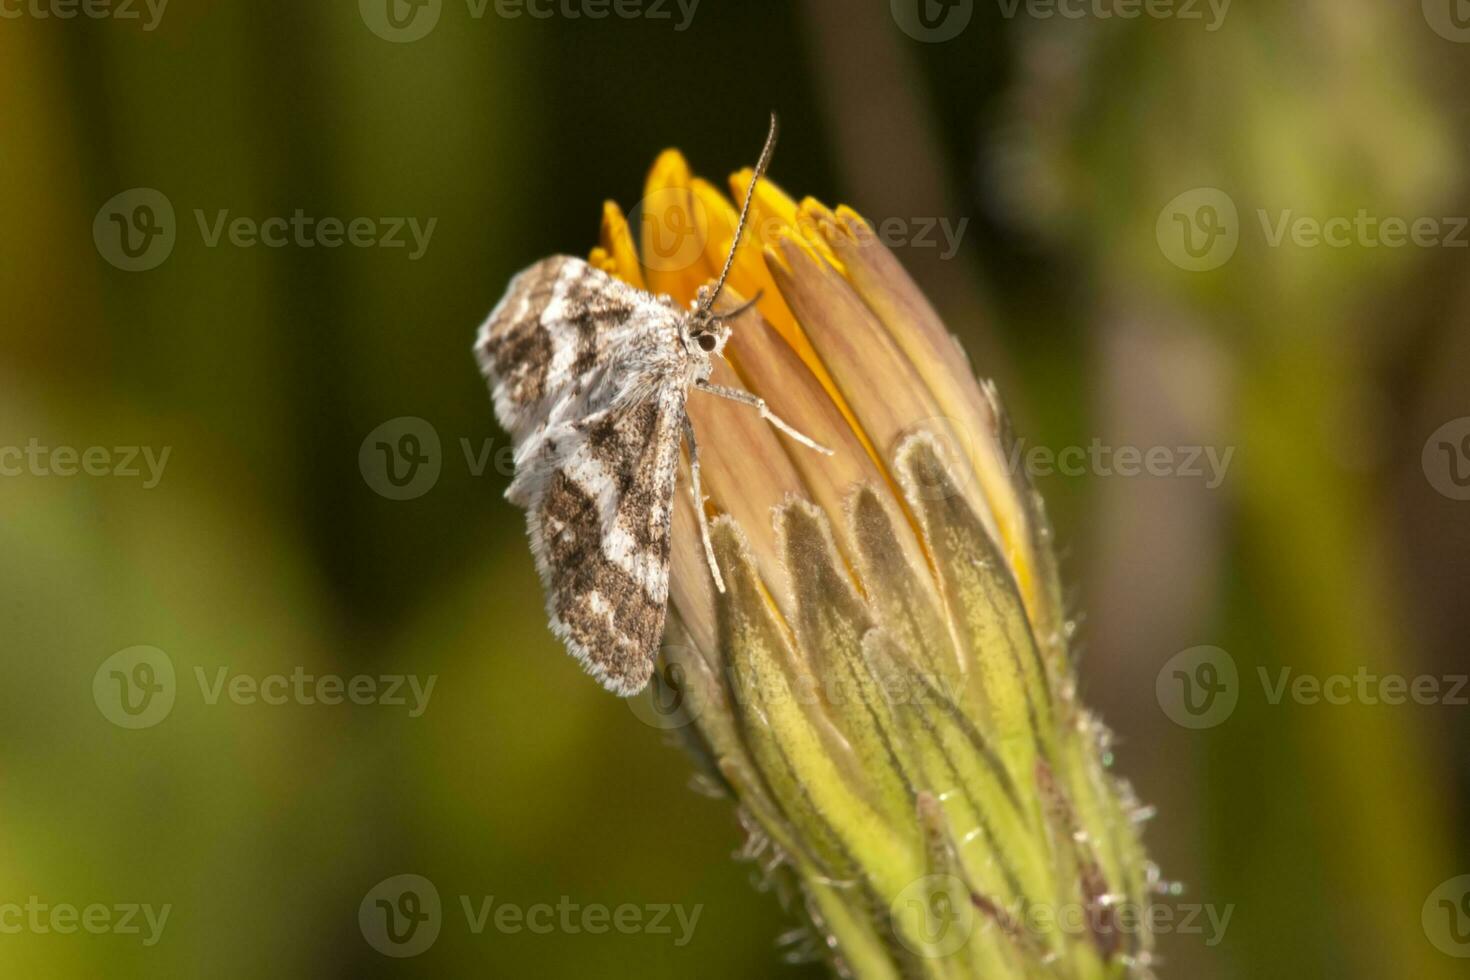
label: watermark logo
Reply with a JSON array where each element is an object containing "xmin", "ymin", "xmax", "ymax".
[
  {"xmin": 1257, "ymin": 210, "xmax": 1469, "ymax": 251},
  {"xmin": 1259, "ymin": 667, "xmax": 1467, "ymax": 708},
  {"xmin": 1423, "ymin": 875, "xmax": 1470, "ymax": 957},
  {"xmin": 459, "ymin": 894, "xmax": 702, "ymax": 944},
  {"xmin": 1007, "ymin": 438, "xmax": 1234, "ymax": 488},
  {"xmin": 360, "ymin": 417, "xmax": 442, "ymax": 500},
  {"xmin": 357, "ymin": 421, "xmax": 548, "ymax": 498},
  {"xmin": 93, "ymin": 646, "xmax": 176, "ymax": 729},
  {"xmin": 891, "ymin": 416, "xmax": 981, "ymax": 502},
  {"xmin": 621, "ymin": 194, "xmax": 970, "ymax": 275},
  {"xmin": 94, "ymin": 189, "xmax": 435, "ymax": 269},
  {"xmin": 360, "ymin": 875, "xmax": 701, "ymax": 953},
  {"xmin": 626, "ymin": 187, "xmax": 712, "ymax": 276},
  {"xmin": 94, "ymin": 188, "xmax": 176, "ymax": 272},
  {"xmin": 192, "ymin": 210, "xmax": 435, "ymax": 258},
  {"xmin": 892, "ymin": 0, "xmax": 973, "ymax": 42},
  {"xmin": 892, "ymin": 874, "xmax": 976, "ymax": 959},
  {"xmin": 361, "ymin": 0, "xmax": 698, "ymax": 41},
  {"xmin": 0, "ymin": 0, "xmax": 169, "ymax": 31},
  {"xmin": 95, "ymin": 650, "xmax": 436, "ymax": 725},
  {"xmin": 361, "ymin": 874, "xmax": 442, "ymax": 958},
  {"xmin": 490, "ymin": 0, "xmax": 699, "ymax": 31},
  {"xmin": 1157, "ymin": 188, "xmax": 1239, "ymax": 272},
  {"xmin": 994, "ymin": 0, "xmax": 1229, "ymax": 30},
  {"xmin": 626, "ymin": 654, "xmax": 707, "ymax": 730},
  {"xmin": 863, "ymin": 215, "xmax": 969, "ymax": 260},
  {"xmin": 0, "ymin": 898, "xmax": 171, "ymax": 945},
  {"xmin": 1424, "ymin": 0, "xmax": 1470, "ymax": 43},
  {"xmin": 360, "ymin": 0, "xmax": 442, "ymax": 41},
  {"xmin": 630, "ymin": 656, "xmax": 967, "ymax": 730},
  {"xmin": 1161, "ymin": 190, "xmax": 1470, "ymax": 271},
  {"xmin": 1160, "ymin": 651, "xmax": 1467, "ymax": 729},
  {"xmin": 1423, "ymin": 417, "xmax": 1470, "ymax": 501},
  {"xmin": 0, "ymin": 440, "xmax": 171, "ymax": 488},
  {"xmin": 891, "ymin": 876, "xmax": 1233, "ymax": 958},
  {"xmin": 896, "ymin": 0, "xmax": 1228, "ymax": 41},
  {"xmin": 195, "ymin": 666, "xmax": 436, "ymax": 716},
  {"xmin": 1156, "ymin": 645, "xmax": 1238, "ymax": 729}
]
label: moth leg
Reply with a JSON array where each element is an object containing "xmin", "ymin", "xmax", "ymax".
[
  {"xmin": 682, "ymin": 415, "xmax": 727, "ymax": 594},
  {"xmin": 695, "ymin": 382, "xmax": 835, "ymax": 456}
]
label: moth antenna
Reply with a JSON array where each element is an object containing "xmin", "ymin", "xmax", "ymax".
[
  {"xmin": 710, "ymin": 289, "xmax": 765, "ymax": 323},
  {"xmin": 696, "ymin": 112, "xmax": 779, "ymax": 318}
]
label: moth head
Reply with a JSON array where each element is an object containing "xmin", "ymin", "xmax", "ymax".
[
  {"xmin": 686, "ymin": 282, "xmax": 764, "ymax": 366},
  {"xmin": 684, "ymin": 314, "xmax": 732, "ymax": 363},
  {"xmin": 681, "ymin": 115, "xmax": 778, "ymax": 374}
]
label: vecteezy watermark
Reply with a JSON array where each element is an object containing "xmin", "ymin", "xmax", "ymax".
[
  {"xmin": 891, "ymin": 0, "xmax": 1227, "ymax": 42},
  {"xmin": 0, "ymin": 898, "xmax": 170, "ymax": 946},
  {"xmin": 359, "ymin": 0, "xmax": 442, "ymax": 42},
  {"xmin": 890, "ymin": 0, "xmax": 972, "ymax": 42},
  {"xmin": 359, "ymin": 417, "xmax": 444, "ymax": 500},
  {"xmin": 1256, "ymin": 210, "xmax": 1470, "ymax": 251},
  {"xmin": 1156, "ymin": 188, "xmax": 1240, "ymax": 272},
  {"xmin": 889, "ymin": 874, "xmax": 1233, "ymax": 959},
  {"xmin": 93, "ymin": 647, "xmax": 437, "ymax": 728},
  {"xmin": 1423, "ymin": 417, "xmax": 1470, "ymax": 501},
  {"xmin": 93, "ymin": 188, "xmax": 436, "ymax": 272},
  {"xmin": 626, "ymin": 654, "xmax": 708, "ymax": 731},
  {"xmin": 863, "ymin": 216, "xmax": 969, "ymax": 260},
  {"xmin": 992, "ymin": 0, "xmax": 1229, "ymax": 30},
  {"xmin": 0, "ymin": 439, "xmax": 171, "ymax": 488},
  {"xmin": 359, "ymin": 875, "xmax": 702, "ymax": 957},
  {"xmin": 1006, "ymin": 438, "xmax": 1234, "ymax": 489},
  {"xmin": 194, "ymin": 666, "xmax": 436, "ymax": 717},
  {"xmin": 892, "ymin": 875, "xmax": 975, "ymax": 958},
  {"xmin": 193, "ymin": 210, "xmax": 435, "ymax": 259},
  {"xmin": 627, "ymin": 650, "xmax": 977, "ymax": 731},
  {"xmin": 359, "ymin": 0, "xmax": 698, "ymax": 43},
  {"xmin": 0, "ymin": 0, "xmax": 168, "ymax": 30},
  {"xmin": 1157, "ymin": 645, "xmax": 1470, "ymax": 729},
  {"xmin": 1158, "ymin": 188, "xmax": 1470, "ymax": 271},
  {"xmin": 358, "ymin": 417, "xmax": 531, "ymax": 500},
  {"xmin": 360, "ymin": 875, "xmax": 442, "ymax": 958},
  {"xmin": 93, "ymin": 646, "xmax": 177, "ymax": 729},
  {"xmin": 458, "ymin": 895, "xmax": 701, "ymax": 946},
  {"xmin": 1423, "ymin": 875, "xmax": 1470, "ymax": 957},
  {"xmin": 1423, "ymin": 0, "xmax": 1470, "ymax": 43},
  {"xmin": 1156, "ymin": 646, "xmax": 1239, "ymax": 729},
  {"xmin": 1258, "ymin": 667, "xmax": 1469, "ymax": 709},
  {"xmin": 93, "ymin": 188, "xmax": 176, "ymax": 272},
  {"xmin": 629, "ymin": 188, "xmax": 970, "ymax": 275}
]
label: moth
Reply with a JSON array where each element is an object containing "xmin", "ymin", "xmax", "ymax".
[{"xmin": 475, "ymin": 115, "xmax": 831, "ymax": 696}]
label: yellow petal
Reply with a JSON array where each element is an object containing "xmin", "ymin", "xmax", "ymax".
[
  {"xmin": 728, "ymin": 170, "xmax": 841, "ymax": 271},
  {"xmin": 586, "ymin": 246, "xmax": 617, "ymax": 276},
  {"xmin": 691, "ymin": 178, "xmax": 796, "ymax": 333},
  {"xmin": 597, "ymin": 201, "xmax": 646, "ymax": 290},
  {"xmin": 720, "ymin": 292, "xmax": 929, "ymax": 577},
  {"xmin": 683, "ymin": 357, "xmax": 807, "ymax": 625},
  {"xmin": 639, "ymin": 149, "xmax": 716, "ymax": 304},
  {"xmin": 816, "ymin": 206, "xmax": 1061, "ymax": 665}
]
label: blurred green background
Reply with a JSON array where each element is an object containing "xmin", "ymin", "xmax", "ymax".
[{"xmin": 3, "ymin": 1, "xmax": 1468, "ymax": 976}]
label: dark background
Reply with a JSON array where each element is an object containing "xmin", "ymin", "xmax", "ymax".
[{"xmin": 3, "ymin": 1, "xmax": 1468, "ymax": 976}]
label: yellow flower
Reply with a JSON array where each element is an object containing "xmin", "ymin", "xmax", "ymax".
[{"xmin": 592, "ymin": 149, "xmax": 1155, "ymax": 979}]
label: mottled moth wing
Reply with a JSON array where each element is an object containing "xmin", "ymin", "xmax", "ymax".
[
  {"xmin": 476, "ymin": 254, "xmax": 693, "ymax": 695},
  {"xmin": 516, "ymin": 388, "xmax": 686, "ymax": 694},
  {"xmin": 476, "ymin": 255, "xmax": 653, "ymax": 447}
]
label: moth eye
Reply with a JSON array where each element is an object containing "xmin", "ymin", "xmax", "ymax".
[{"xmin": 697, "ymin": 334, "xmax": 717, "ymax": 352}]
